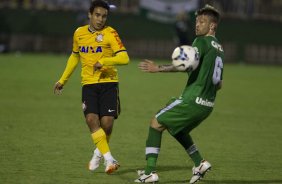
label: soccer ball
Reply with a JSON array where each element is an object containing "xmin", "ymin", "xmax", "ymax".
[{"xmin": 171, "ymin": 45, "xmax": 199, "ymax": 71}]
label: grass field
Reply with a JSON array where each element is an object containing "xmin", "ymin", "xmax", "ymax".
[{"xmin": 0, "ymin": 53, "xmax": 282, "ymax": 184}]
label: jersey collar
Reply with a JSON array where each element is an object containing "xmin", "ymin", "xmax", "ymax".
[
  {"xmin": 88, "ymin": 25, "xmax": 107, "ymax": 33},
  {"xmin": 88, "ymin": 26, "xmax": 96, "ymax": 34}
]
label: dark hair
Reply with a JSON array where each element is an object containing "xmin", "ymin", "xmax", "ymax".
[
  {"xmin": 89, "ymin": 0, "xmax": 110, "ymax": 14},
  {"xmin": 196, "ymin": 4, "xmax": 220, "ymax": 23}
]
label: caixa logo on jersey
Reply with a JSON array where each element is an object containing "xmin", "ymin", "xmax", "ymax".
[{"xmin": 79, "ymin": 46, "xmax": 102, "ymax": 53}]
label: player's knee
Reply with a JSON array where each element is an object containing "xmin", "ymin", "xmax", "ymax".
[
  {"xmin": 86, "ymin": 115, "xmax": 95, "ymax": 123},
  {"xmin": 103, "ymin": 127, "xmax": 112, "ymax": 135},
  {"xmin": 101, "ymin": 123, "xmax": 113, "ymax": 135},
  {"xmin": 101, "ymin": 116, "xmax": 114, "ymax": 135},
  {"xmin": 85, "ymin": 113, "xmax": 100, "ymax": 125},
  {"xmin": 150, "ymin": 118, "xmax": 165, "ymax": 132}
]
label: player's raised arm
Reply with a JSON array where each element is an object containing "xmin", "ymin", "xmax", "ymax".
[
  {"xmin": 138, "ymin": 59, "xmax": 159, "ymax": 73},
  {"xmin": 138, "ymin": 59, "xmax": 178, "ymax": 73}
]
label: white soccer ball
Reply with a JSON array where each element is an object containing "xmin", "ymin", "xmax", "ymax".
[{"xmin": 171, "ymin": 45, "xmax": 199, "ymax": 71}]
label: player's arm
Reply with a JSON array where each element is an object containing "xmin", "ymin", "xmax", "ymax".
[
  {"xmin": 94, "ymin": 29, "xmax": 129, "ymax": 70},
  {"xmin": 54, "ymin": 52, "xmax": 79, "ymax": 94},
  {"xmin": 94, "ymin": 51, "xmax": 129, "ymax": 70},
  {"xmin": 138, "ymin": 59, "xmax": 179, "ymax": 73},
  {"xmin": 58, "ymin": 52, "xmax": 79, "ymax": 85},
  {"xmin": 99, "ymin": 51, "xmax": 129, "ymax": 66},
  {"xmin": 54, "ymin": 29, "xmax": 80, "ymax": 95}
]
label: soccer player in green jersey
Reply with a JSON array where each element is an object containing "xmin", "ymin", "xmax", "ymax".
[{"xmin": 134, "ymin": 4, "xmax": 224, "ymax": 184}]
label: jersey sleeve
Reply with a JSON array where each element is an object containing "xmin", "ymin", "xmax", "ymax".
[
  {"xmin": 99, "ymin": 51, "xmax": 129, "ymax": 66},
  {"xmin": 108, "ymin": 28, "xmax": 126, "ymax": 53},
  {"xmin": 58, "ymin": 53, "xmax": 79, "ymax": 85},
  {"xmin": 98, "ymin": 27, "xmax": 129, "ymax": 66},
  {"xmin": 192, "ymin": 37, "xmax": 208, "ymax": 59},
  {"xmin": 72, "ymin": 29, "xmax": 79, "ymax": 53}
]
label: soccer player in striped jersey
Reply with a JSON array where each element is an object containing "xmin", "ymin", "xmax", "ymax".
[
  {"xmin": 135, "ymin": 4, "xmax": 223, "ymax": 184},
  {"xmin": 53, "ymin": 0, "xmax": 129, "ymax": 174}
]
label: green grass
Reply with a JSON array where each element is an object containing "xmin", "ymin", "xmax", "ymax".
[{"xmin": 0, "ymin": 53, "xmax": 282, "ymax": 184}]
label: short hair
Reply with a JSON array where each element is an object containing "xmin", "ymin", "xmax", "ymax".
[
  {"xmin": 89, "ymin": 0, "xmax": 110, "ymax": 14},
  {"xmin": 195, "ymin": 4, "xmax": 220, "ymax": 23}
]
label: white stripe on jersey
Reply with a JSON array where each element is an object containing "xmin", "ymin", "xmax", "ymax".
[
  {"xmin": 155, "ymin": 99, "xmax": 182, "ymax": 118},
  {"xmin": 146, "ymin": 147, "xmax": 160, "ymax": 155}
]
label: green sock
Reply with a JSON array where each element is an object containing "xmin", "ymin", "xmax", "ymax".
[
  {"xmin": 173, "ymin": 131, "xmax": 203, "ymax": 167},
  {"xmin": 189, "ymin": 150, "xmax": 203, "ymax": 167},
  {"xmin": 144, "ymin": 127, "xmax": 162, "ymax": 175},
  {"xmin": 145, "ymin": 156, "xmax": 157, "ymax": 175}
]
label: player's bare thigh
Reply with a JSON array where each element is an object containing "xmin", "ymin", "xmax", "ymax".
[
  {"xmin": 85, "ymin": 113, "xmax": 100, "ymax": 132},
  {"xmin": 150, "ymin": 117, "xmax": 166, "ymax": 132},
  {"xmin": 100, "ymin": 116, "xmax": 114, "ymax": 135}
]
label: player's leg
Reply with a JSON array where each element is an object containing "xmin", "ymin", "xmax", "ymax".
[
  {"xmin": 100, "ymin": 116, "xmax": 114, "ymax": 139},
  {"xmin": 89, "ymin": 118, "xmax": 112, "ymax": 171},
  {"xmin": 172, "ymin": 120, "xmax": 211, "ymax": 183},
  {"xmin": 89, "ymin": 116, "xmax": 113, "ymax": 171},
  {"xmin": 163, "ymin": 101, "xmax": 211, "ymax": 167},
  {"xmin": 158, "ymin": 99, "xmax": 212, "ymax": 183},
  {"xmin": 86, "ymin": 113, "xmax": 116, "ymax": 172},
  {"xmin": 99, "ymin": 82, "xmax": 120, "ymax": 139},
  {"xmin": 135, "ymin": 98, "xmax": 185, "ymax": 183},
  {"xmin": 90, "ymin": 115, "xmax": 114, "ymax": 169},
  {"xmin": 83, "ymin": 85, "xmax": 104, "ymax": 171},
  {"xmin": 83, "ymin": 84, "xmax": 117, "ymax": 173},
  {"xmin": 99, "ymin": 116, "xmax": 120, "ymax": 173},
  {"xmin": 173, "ymin": 130, "xmax": 203, "ymax": 167},
  {"xmin": 89, "ymin": 146, "xmax": 103, "ymax": 171},
  {"xmin": 134, "ymin": 118, "xmax": 164, "ymax": 183},
  {"xmin": 145, "ymin": 118, "xmax": 165, "ymax": 174},
  {"xmin": 97, "ymin": 82, "xmax": 120, "ymax": 173},
  {"xmin": 136, "ymin": 98, "xmax": 181, "ymax": 177}
]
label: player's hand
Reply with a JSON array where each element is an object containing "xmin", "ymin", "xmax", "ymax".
[
  {"xmin": 54, "ymin": 82, "xmax": 64, "ymax": 95},
  {"xmin": 138, "ymin": 59, "xmax": 159, "ymax": 73},
  {"xmin": 94, "ymin": 62, "xmax": 103, "ymax": 71}
]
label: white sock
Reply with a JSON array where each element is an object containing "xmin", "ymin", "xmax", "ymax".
[
  {"xmin": 103, "ymin": 152, "xmax": 114, "ymax": 161},
  {"xmin": 94, "ymin": 148, "xmax": 102, "ymax": 157}
]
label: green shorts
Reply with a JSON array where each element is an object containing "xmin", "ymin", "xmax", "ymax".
[{"xmin": 156, "ymin": 98, "xmax": 212, "ymax": 136}]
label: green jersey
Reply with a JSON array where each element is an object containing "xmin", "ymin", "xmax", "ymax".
[
  {"xmin": 156, "ymin": 35, "xmax": 224, "ymax": 135},
  {"xmin": 181, "ymin": 35, "xmax": 224, "ymax": 108}
]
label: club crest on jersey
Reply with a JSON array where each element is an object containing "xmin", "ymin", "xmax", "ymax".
[{"xmin": 95, "ymin": 33, "xmax": 103, "ymax": 42}]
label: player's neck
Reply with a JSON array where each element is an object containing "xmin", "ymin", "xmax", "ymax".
[
  {"xmin": 88, "ymin": 25, "xmax": 97, "ymax": 33},
  {"xmin": 206, "ymin": 32, "xmax": 216, "ymax": 37},
  {"xmin": 88, "ymin": 25, "xmax": 105, "ymax": 33}
]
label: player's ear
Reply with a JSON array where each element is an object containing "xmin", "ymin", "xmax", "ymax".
[
  {"xmin": 88, "ymin": 12, "xmax": 92, "ymax": 19},
  {"xmin": 209, "ymin": 22, "xmax": 216, "ymax": 31}
]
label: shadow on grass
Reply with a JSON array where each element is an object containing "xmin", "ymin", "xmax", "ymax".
[
  {"xmin": 117, "ymin": 165, "xmax": 190, "ymax": 175},
  {"xmin": 160, "ymin": 179, "xmax": 282, "ymax": 184},
  {"xmin": 159, "ymin": 179, "xmax": 282, "ymax": 184},
  {"xmin": 117, "ymin": 166, "xmax": 282, "ymax": 184},
  {"xmin": 202, "ymin": 180, "xmax": 282, "ymax": 184}
]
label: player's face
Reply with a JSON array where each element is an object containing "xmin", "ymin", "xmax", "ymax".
[
  {"xmin": 195, "ymin": 15, "xmax": 214, "ymax": 36},
  {"xmin": 88, "ymin": 7, "xmax": 108, "ymax": 31}
]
